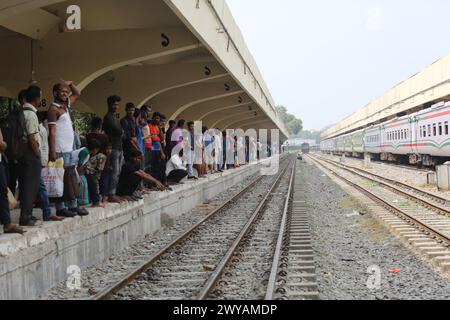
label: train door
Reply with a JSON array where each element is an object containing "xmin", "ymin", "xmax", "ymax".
[
  {"xmin": 379, "ymin": 126, "xmax": 384, "ymax": 153},
  {"xmin": 411, "ymin": 116, "xmax": 419, "ymax": 155},
  {"xmin": 380, "ymin": 125, "xmax": 386, "ymax": 154}
]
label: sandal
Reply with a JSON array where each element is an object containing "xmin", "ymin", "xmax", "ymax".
[
  {"xmin": 44, "ymin": 216, "xmax": 65, "ymax": 222},
  {"xmin": 4, "ymin": 225, "xmax": 25, "ymax": 234}
]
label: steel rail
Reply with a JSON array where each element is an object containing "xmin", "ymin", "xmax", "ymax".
[
  {"xmin": 318, "ymin": 155, "xmax": 447, "ymax": 204},
  {"xmin": 308, "ymin": 155, "xmax": 450, "ymax": 246},
  {"xmin": 265, "ymin": 160, "xmax": 296, "ymax": 300},
  {"xmin": 313, "ymin": 156, "xmax": 450, "ymax": 217},
  {"xmin": 92, "ymin": 158, "xmax": 290, "ymax": 300},
  {"xmin": 195, "ymin": 159, "xmax": 294, "ymax": 300}
]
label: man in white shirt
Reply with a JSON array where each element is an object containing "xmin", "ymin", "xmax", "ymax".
[
  {"xmin": 166, "ymin": 150, "xmax": 188, "ymax": 184},
  {"xmin": 48, "ymin": 80, "xmax": 88, "ymax": 217}
]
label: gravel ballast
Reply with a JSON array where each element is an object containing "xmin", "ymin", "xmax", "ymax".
[
  {"xmin": 39, "ymin": 174, "xmax": 258, "ymax": 300},
  {"xmin": 322, "ymin": 154, "xmax": 450, "ymax": 199},
  {"xmin": 300, "ymin": 159, "xmax": 450, "ymax": 300}
]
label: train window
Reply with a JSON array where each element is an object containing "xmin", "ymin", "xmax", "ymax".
[
  {"xmin": 423, "ymin": 126, "xmax": 427, "ymax": 138},
  {"xmin": 433, "ymin": 124, "xmax": 437, "ymax": 137},
  {"xmin": 439, "ymin": 123, "xmax": 443, "ymax": 136},
  {"xmin": 428, "ymin": 125, "xmax": 431, "ymax": 137},
  {"xmin": 446, "ymin": 122, "xmax": 449, "ymax": 135}
]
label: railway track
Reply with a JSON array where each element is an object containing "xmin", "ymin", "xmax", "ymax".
[
  {"xmin": 321, "ymin": 155, "xmax": 433, "ymax": 174},
  {"xmin": 317, "ymin": 155, "xmax": 450, "ymax": 209},
  {"xmin": 307, "ymin": 154, "xmax": 450, "ymax": 277},
  {"xmin": 265, "ymin": 162, "xmax": 319, "ymax": 300},
  {"xmin": 204, "ymin": 160, "xmax": 319, "ymax": 300},
  {"xmin": 92, "ymin": 157, "xmax": 294, "ymax": 300}
]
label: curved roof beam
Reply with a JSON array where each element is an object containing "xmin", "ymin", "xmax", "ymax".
[
  {"xmin": 211, "ymin": 110, "xmax": 261, "ymax": 129},
  {"xmin": 169, "ymin": 90, "xmax": 245, "ymax": 121},
  {"xmin": 0, "ymin": 26, "xmax": 199, "ymax": 101},
  {"xmin": 224, "ymin": 115, "xmax": 269, "ymax": 131},
  {"xmin": 199, "ymin": 102, "xmax": 252, "ymax": 121},
  {"xmin": 137, "ymin": 73, "xmax": 228, "ymax": 108},
  {"xmin": 78, "ymin": 61, "xmax": 227, "ymax": 114},
  {"xmin": 176, "ymin": 96, "xmax": 253, "ymax": 124}
]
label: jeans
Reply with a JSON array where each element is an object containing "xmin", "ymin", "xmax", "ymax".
[
  {"xmin": 86, "ymin": 174, "xmax": 100, "ymax": 205},
  {"xmin": 99, "ymin": 173, "xmax": 110, "ymax": 198},
  {"xmin": 0, "ymin": 161, "xmax": 11, "ymax": 225},
  {"xmin": 187, "ymin": 149, "xmax": 195, "ymax": 177},
  {"xmin": 150, "ymin": 151, "xmax": 166, "ymax": 183},
  {"xmin": 167, "ymin": 169, "xmax": 188, "ymax": 183},
  {"xmin": 7, "ymin": 161, "xmax": 19, "ymax": 196},
  {"xmin": 38, "ymin": 176, "xmax": 51, "ymax": 219},
  {"xmin": 109, "ymin": 149, "xmax": 124, "ymax": 196},
  {"xmin": 18, "ymin": 148, "xmax": 41, "ymax": 222},
  {"xmin": 144, "ymin": 149, "xmax": 152, "ymax": 172},
  {"xmin": 55, "ymin": 152, "xmax": 78, "ymax": 211}
]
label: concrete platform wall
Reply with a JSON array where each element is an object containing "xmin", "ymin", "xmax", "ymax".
[{"xmin": 0, "ymin": 161, "xmax": 266, "ymax": 300}]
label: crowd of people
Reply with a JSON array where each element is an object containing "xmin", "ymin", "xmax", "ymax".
[{"xmin": 0, "ymin": 81, "xmax": 269, "ymax": 235}]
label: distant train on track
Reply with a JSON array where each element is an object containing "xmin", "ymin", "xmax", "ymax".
[
  {"xmin": 300, "ymin": 143, "xmax": 310, "ymax": 154},
  {"xmin": 321, "ymin": 101, "xmax": 450, "ymax": 167}
]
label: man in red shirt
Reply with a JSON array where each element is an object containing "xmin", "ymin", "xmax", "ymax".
[{"xmin": 149, "ymin": 113, "xmax": 167, "ymax": 184}]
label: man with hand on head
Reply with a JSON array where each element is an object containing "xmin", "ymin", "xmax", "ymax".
[{"xmin": 48, "ymin": 80, "xmax": 89, "ymax": 218}]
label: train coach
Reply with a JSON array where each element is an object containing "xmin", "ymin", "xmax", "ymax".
[{"xmin": 321, "ymin": 101, "xmax": 450, "ymax": 166}]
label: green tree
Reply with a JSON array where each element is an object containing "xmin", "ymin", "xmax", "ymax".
[
  {"xmin": 71, "ymin": 109, "xmax": 96, "ymax": 135},
  {"xmin": 276, "ymin": 106, "xmax": 303, "ymax": 136}
]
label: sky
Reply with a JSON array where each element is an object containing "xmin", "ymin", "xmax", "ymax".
[{"xmin": 227, "ymin": 0, "xmax": 450, "ymax": 131}]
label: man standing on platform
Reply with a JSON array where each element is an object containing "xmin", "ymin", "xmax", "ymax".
[
  {"xmin": 103, "ymin": 95, "xmax": 124, "ymax": 203},
  {"xmin": 48, "ymin": 80, "xmax": 89, "ymax": 217},
  {"xmin": 18, "ymin": 86, "xmax": 44, "ymax": 226}
]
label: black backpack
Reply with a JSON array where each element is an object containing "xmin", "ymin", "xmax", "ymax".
[{"xmin": 3, "ymin": 105, "xmax": 32, "ymax": 163}]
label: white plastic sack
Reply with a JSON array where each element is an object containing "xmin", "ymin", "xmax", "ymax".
[{"xmin": 42, "ymin": 159, "xmax": 65, "ymax": 198}]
